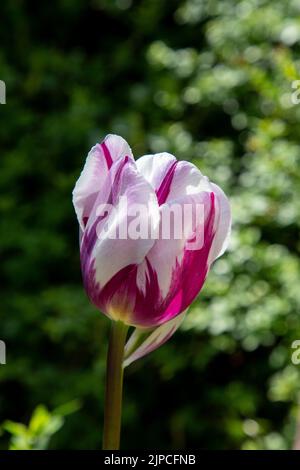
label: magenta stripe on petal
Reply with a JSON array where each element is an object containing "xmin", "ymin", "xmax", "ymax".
[
  {"xmin": 174, "ymin": 192, "xmax": 215, "ymax": 314},
  {"xmin": 155, "ymin": 161, "xmax": 177, "ymax": 205},
  {"xmin": 79, "ymin": 154, "xmax": 160, "ymax": 322},
  {"xmin": 93, "ymin": 191, "xmax": 216, "ymax": 327},
  {"xmin": 132, "ymin": 191, "xmax": 216, "ymax": 326},
  {"xmin": 79, "ymin": 157, "xmax": 132, "ymax": 311},
  {"xmin": 101, "ymin": 141, "xmax": 113, "ymax": 169},
  {"xmin": 80, "ymin": 157, "xmax": 131, "ymax": 273}
]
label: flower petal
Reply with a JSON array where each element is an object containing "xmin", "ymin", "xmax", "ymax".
[
  {"xmin": 136, "ymin": 153, "xmax": 176, "ymax": 195},
  {"xmin": 129, "ymin": 191, "xmax": 216, "ymax": 327},
  {"xmin": 123, "ymin": 310, "xmax": 187, "ymax": 368},
  {"xmin": 73, "ymin": 134, "xmax": 133, "ymax": 230},
  {"xmin": 136, "ymin": 155, "xmax": 211, "ymax": 204},
  {"xmin": 101, "ymin": 190, "xmax": 215, "ymax": 328},
  {"xmin": 80, "ymin": 156, "xmax": 160, "ymax": 322}
]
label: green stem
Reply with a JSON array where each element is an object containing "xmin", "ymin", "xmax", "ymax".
[{"xmin": 103, "ymin": 321, "xmax": 128, "ymax": 450}]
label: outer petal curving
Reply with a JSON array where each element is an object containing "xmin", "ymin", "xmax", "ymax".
[
  {"xmin": 129, "ymin": 191, "xmax": 216, "ymax": 327},
  {"xmin": 123, "ymin": 310, "xmax": 187, "ymax": 368},
  {"xmin": 72, "ymin": 134, "xmax": 133, "ymax": 230},
  {"xmin": 96, "ymin": 190, "xmax": 216, "ymax": 328},
  {"xmin": 136, "ymin": 154, "xmax": 211, "ymax": 204},
  {"xmin": 136, "ymin": 152, "xmax": 177, "ymax": 205},
  {"xmin": 80, "ymin": 155, "xmax": 160, "ymax": 323}
]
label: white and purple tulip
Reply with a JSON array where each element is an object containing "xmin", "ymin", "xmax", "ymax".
[{"xmin": 73, "ymin": 134, "xmax": 231, "ymax": 365}]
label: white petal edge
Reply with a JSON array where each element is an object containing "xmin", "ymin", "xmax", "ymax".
[
  {"xmin": 208, "ymin": 182, "xmax": 231, "ymax": 265},
  {"xmin": 136, "ymin": 154, "xmax": 212, "ymax": 201},
  {"xmin": 136, "ymin": 152, "xmax": 176, "ymax": 191},
  {"xmin": 88, "ymin": 158, "xmax": 160, "ymax": 289},
  {"xmin": 73, "ymin": 134, "xmax": 133, "ymax": 230}
]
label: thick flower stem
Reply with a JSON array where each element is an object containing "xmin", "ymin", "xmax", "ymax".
[{"xmin": 103, "ymin": 321, "xmax": 129, "ymax": 450}]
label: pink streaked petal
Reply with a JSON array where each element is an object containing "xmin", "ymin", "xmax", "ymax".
[
  {"xmin": 111, "ymin": 191, "xmax": 216, "ymax": 328},
  {"xmin": 72, "ymin": 134, "xmax": 133, "ymax": 230},
  {"xmin": 166, "ymin": 160, "xmax": 212, "ymax": 201},
  {"xmin": 156, "ymin": 161, "xmax": 177, "ymax": 205},
  {"xmin": 138, "ymin": 190, "xmax": 214, "ymax": 299},
  {"xmin": 101, "ymin": 134, "xmax": 133, "ymax": 168},
  {"xmin": 123, "ymin": 310, "xmax": 187, "ymax": 368},
  {"xmin": 136, "ymin": 153, "xmax": 177, "ymax": 204},
  {"xmin": 134, "ymin": 192, "xmax": 216, "ymax": 326},
  {"xmin": 80, "ymin": 156, "xmax": 160, "ymax": 320},
  {"xmin": 136, "ymin": 154, "xmax": 212, "ymax": 205}
]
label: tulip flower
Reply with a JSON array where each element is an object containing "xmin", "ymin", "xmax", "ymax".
[{"xmin": 72, "ymin": 134, "xmax": 231, "ymax": 449}]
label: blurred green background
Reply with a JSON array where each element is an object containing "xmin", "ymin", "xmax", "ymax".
[{"xmin": 1, "ymin": 0, "xmax": 300, "ymax": 450}]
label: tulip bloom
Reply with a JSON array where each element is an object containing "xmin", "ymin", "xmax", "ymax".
[{"xmin": 72, "ymin": 134, "xmax": 231, "ymax": 449}]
